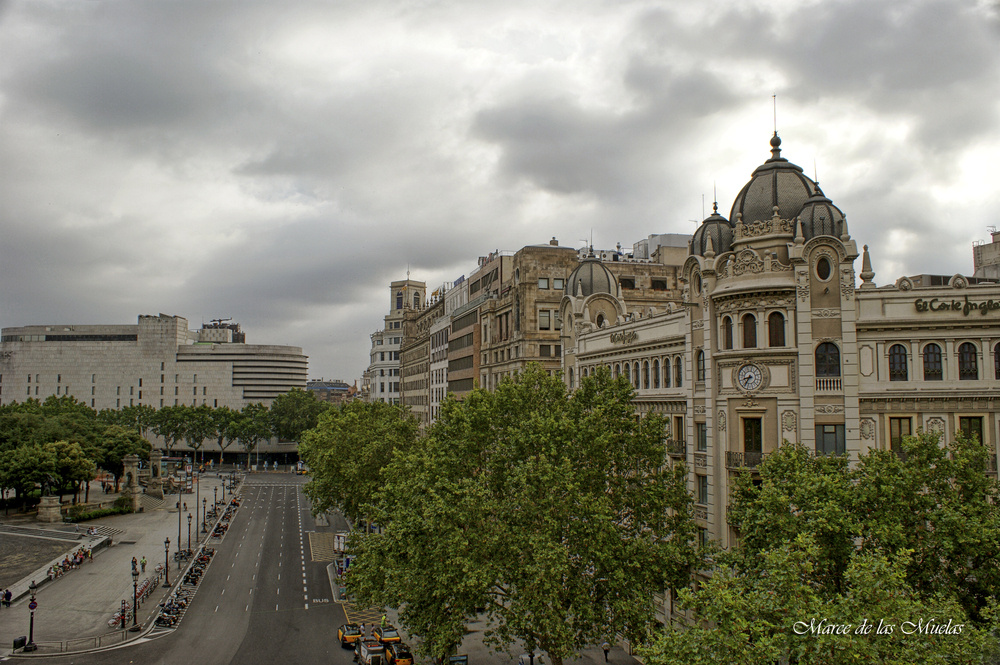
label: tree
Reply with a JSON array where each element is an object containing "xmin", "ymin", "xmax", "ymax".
[
  {"xmin": 233, "ymin": 403, "xmax": 272, "ymax": 468},
  {"xmin": 151, "ymin": 405, "xmax": 186, "ymax": 454},
  {"xmin": 46, "ymin": 440, "xmax": 96, "ymax": 502},
  {"xmin": 642, "ymin": 435, "xmax": 1000, "ymax": 663},
  {"xmin": 346, "ymin": 365, "xmax": 701, "ymax": 665},
  {"xmin": 209, "ymin": 406, "xmax": 239, "ymax": 465},
  {"xmin": 270, "ymin": 388, "xmax": 330, "ymax": 442},
  {"xmin": 299, "ymin": 400, "xmax": 419, "ymax": 523},
  {"xmin": 641, "ymin": 535, "xmax": 999, "ymax": 665},
  {"xmin": 181, "ymin": 404, "xmax": 215, "ymax": 465},
  {"xmin": 96, "ymin": 425, "xmax": 152, "ymax": 492},
  {"xmin": 0, "ymin": 444, "xmax": 57, "ymax": 510}
]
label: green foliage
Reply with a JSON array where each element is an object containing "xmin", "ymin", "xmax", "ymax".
[
  {"xmin": 67, "ymin": 505, "xmax": 132, "ymax": 522},
  {"xmin": 232, "ymin": 403, "xmax": 272, "ymax": 459},
  {"xmin": 346, "ymin": 365, "xmax": 700, "ymax": 665},
  {"xmin": 299, "ymin": 400, "xmax": 419, "ymax": 523},
  {"xmin": 270, "ymin": 388, "xmax": 331, "ymax": 441},
  {"xmin": 643, "ymin": 433, "xmax": 1000, "ymax": 664}
]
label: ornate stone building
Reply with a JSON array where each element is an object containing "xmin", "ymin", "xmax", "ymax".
[{"xmin": 563, "ymin": 133, "xmax": 1000, "ymax": 591}]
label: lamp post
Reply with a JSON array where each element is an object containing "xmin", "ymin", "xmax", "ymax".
[
  {"xmin": 187, "ymin": 513, "xmax": 192, "ymax": 552},
  {"xmin": 23, "ymin": 580, "xmax": 38, "ymax": 652},
  {"xmin": 214, "ymin": 486, "xmax": 218, "ymax": 509},
  {"xmin": 177, "ymin": 498, "xmax": 182, "ymax": 558},
  {"xmin": 202, "ymin": 498, "xmax": 208, "ymax": 533},
  {"xmin": 130, "ymin": 567, "xmax": 141, "ymax": 631},
  {"xmin": 163, "ymin": 538, "xmax": 170, "ymax": 587},
  {"xmin": 195, "ymin": 469, "xmax": 200, "ymax": 541}
]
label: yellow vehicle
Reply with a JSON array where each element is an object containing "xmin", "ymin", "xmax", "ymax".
[
  {"xmin": 338, "ymin": 623, "xmax": 362, "ymax": 648},
  {"xmin": 374, "ymin": 625, "xmax": 401, "ymax": 645},
  {"xmin": 386, "ymin": 643, "xmax": 413, "ymax": 665}
]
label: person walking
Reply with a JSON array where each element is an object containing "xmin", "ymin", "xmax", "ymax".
[
  {"xmin": 140, "ymin": 556, "xmax": 147, "ymax": 573},
  {"xmin": 381, "ymin": 614, "xmax": 387, "ymax": 628},
  {"xmin": 2, "ymin": 588, "xmax": 11, "ymax": 608},
  {"xmin": 132, "ymin": 556, "xmax": 138, "ymax": 572},
  {"xmin": 602, "ymin": 640, "xmax": 610, "ymax": 663}
]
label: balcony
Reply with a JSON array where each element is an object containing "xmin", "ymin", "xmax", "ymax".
[
  {"xmin": 726, "ymin": 450, "xmax": 768, "ymax": 470},
  {"xmin": 666, "ymin": 439, "xmax": 687, "ymax": 458},
  {"xmin": 815, "ymin": 377, "xmax": 842, "ymax": 391}
]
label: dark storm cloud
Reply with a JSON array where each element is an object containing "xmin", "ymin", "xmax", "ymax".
[{"xmin": 1, "ymin": 0, "xmax": 998, "ymax": 380}]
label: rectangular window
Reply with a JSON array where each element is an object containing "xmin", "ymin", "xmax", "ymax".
[
  {"xmin": 92, "ymin": 374, "xmax": 96, "ymax": 383},
  {"xmin": 538, "ymin": 277, "xmax": 549, "ymax": 289},
  {"xmin": 554, "ymin": 344, "xmax": 561, "ymax": 356},
  {"xmin": 138, "ymin": 378, "xmax": 143, "ymax": 387},
  {"xmin": 696, "ymin": 474, "xmax": 708, "ymax": 505},
  {"xmin": 744, "ymin": 418, "xmax": 762, "ymax": 453},
  {"xmin": 553, "ymin": 278, "xmax": 565, "ymax": 290},
  {"xmin": 539, "ymin": 310, "xmax": 551, "ymax": 331},
  {"xmin": 959, "ymin": 416, "xmax": 984, "ymax": 443},
  {"xmin": 815, "ymin": 424, "xmax": 846, "ymax": 456},
  {"xmin": 889, "ymin": 417, "xmax": 912, "ymax": 451},
  {"xmin": 698, "ymin": 527, "xmax": 709, "ymax": 549},
  {"xmin": 673, "ymin": 415, "xmax": 684, "ymax": 444},
  {"xmin": 696, "ymin": 423, "xmax": 707, "ymax": 452},
  {"xmin": 540, "ymin": 345, "xmax": 551, "ymax": 357}
]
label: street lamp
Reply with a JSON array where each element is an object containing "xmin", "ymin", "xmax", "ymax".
[
  {"xmin": 214, "ymin": 486, "xmax": 218, "ymax": 509},
  {"xmin": 163, "ymin": 538, "xmax": 170, "ymax": 587},
  {"xmin": 130, "ymin": 568, "xmax": 141, "ymax": 631},
  {"xmin": 195, "ymin": 469, "xmax": 200, "ymax": 541},
  {"xmin": 23, "ymin": 580, "xmax": 38, "ymax": 652},
  {"xmin": 202, "ymin": 498, "xmax": 208, "ymax": 533},
  {"xmin": 177, "ymin": 499, "xmax": 182, "ymax": 559},
  {"xmin": 187, "ymin": 513, "xmax": 192, "ymax": 552}
]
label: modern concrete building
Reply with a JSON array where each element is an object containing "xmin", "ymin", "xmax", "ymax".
[{"xmin": 0, "ymin": 314, "xmax": 308, "ymax": 456}]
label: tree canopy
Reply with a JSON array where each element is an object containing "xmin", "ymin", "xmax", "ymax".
[{"xmin": 342, "ymin": 365, "xmax": 701, "ymax": 665}]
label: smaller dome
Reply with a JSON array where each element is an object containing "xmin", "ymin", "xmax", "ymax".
[
  {"xmin": 565, "ymin": 255, "xmax": 617, "ymax": 297},
  {"xmin": 795, "ymin": 183, "xmax": 845, "ymax": 241},
  {"xmin": 690, "ymin": 202, "xmax": 734, "ymax": 256}
]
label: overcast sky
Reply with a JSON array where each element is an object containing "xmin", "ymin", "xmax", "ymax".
[{"xmin": 2, "ymin": 0, "xmax": 999, "ymax": 383}]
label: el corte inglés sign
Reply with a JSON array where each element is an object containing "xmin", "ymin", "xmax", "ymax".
[
  {"xmin": 610, "ymin": 330, "xmax": 639, "ymax": 345},
  {"xmin": 915, "ymin": 295, "xmax": 1000, "ymax": 316}
]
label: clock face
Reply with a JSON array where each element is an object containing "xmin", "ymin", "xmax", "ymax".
[{"xmin": 737, "ymin": 363, "xmax": 763, "ymax": 392}]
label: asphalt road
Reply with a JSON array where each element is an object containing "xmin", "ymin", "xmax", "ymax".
[{"xmin": 13, "ymin": 474, "xmax": 356, "ymax": 665}]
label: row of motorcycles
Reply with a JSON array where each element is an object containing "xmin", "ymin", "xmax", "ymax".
[{"xmin": 154, "ymin": 493, "xmax": 241, "ymax": 629}]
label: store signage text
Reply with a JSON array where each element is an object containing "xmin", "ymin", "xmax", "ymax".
[
  {"xmin": 915, "ymin": 296, "xmax": 1000, "ymax": 316},
  {"xmin": 610, "ymin": 330, "xmax": 639, "ymax": 345}
]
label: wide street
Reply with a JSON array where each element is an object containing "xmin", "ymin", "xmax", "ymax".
[{"xmin": 11, "ymin": 474, "xmax": 358, "ymax": 665}]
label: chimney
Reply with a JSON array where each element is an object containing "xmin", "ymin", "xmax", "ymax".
[{"xmin": 550, "ymin": 237, "xmax": 558, "ymax": 246}]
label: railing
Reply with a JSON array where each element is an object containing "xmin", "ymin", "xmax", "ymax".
[
  {"xmin": 815, "ymin": 377, "xmax": 842, "ymax": 391},
  {"xmin": 726, "ymin": 451, "xmax": 767, "ymax": 470},
  {"xmin": 666, "ymin": 439, "xmax": 687, "ymax": 458},
  {"xmin": 693, "ymin": 506, "xmax": 708, "ymax": 521}
]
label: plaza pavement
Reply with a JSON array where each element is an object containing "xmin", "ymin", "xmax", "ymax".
[{"xmin": 0, "ymin": 473, "xmax": 233, "ymax": 656}]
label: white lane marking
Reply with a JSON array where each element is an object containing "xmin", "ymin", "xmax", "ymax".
[
  {"xmin": 222, "ymin": 589, "xmax": 225, "ymax": 595},
  {"xmin": 215, "ymin": 605, "xmax": 219, "ymax": 612}
]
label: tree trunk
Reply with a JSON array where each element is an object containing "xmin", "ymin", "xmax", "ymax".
[{"xmin": 85, "ymin": 480, "xmax": 90, "ymax": 503}]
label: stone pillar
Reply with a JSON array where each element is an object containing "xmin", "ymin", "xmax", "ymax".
[
  {"xmin": 36, "ymin": 495, "xmax": 63, "ymax": 523},
  {"xmin": 121, "ymin": 454, "xmax": 141, "ymax": 513},
  {"xmin": 147, "ymin": 449, "xmax": 163, "ymax": 499}
]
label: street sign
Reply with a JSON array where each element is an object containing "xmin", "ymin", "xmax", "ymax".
[{"xmin": 28, "ymin": 601, "xmax": 37, "ymax": 610}]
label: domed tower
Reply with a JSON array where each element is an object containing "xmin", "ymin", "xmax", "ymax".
[
  {"xmin": 730, "ymin": 133, "xmax": 817, "ymax": 262},
  {"xmin": 794, "ymin": 182, "xmax": 846, "ymax": 241},
  {"xmin": 690, "ymin": 202, "xmax": 734, "ymax": 257},
  {"xmin": 560, "ymin": 253, "xmax": 629, "ymax": 387}
]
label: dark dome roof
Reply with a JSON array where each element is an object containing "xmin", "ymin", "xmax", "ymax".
[
  {"xmin": 690, "ymin": 203, "xmax": 734, "ymax": 256},
  {"xmin": 795, "ymin": 183, "xmax": 845, "ymax": 241},
  {"xmin": 565, "ymin": 256, "xmax": 617, "ymax": 297},
  {"xmin": 730, "ymin": 133, "xmax": 816, "ymax": 225}
]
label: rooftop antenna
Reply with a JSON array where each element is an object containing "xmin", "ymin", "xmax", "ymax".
[
  {"xmin": 773, "ymin": 94, "xmax": 777, "ymax": 134},
  {"xmin": 702, "ymin": 194, "xmax": 705, "ymax": 220}
]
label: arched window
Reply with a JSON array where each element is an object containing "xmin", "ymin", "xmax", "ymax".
[
  {"xmin": 569, "ymin": 367, "xmax": 574, "ymax": 389},
  {"xmin": 663, "ymin": 357, "xmax": 671, "ymax": 388},
  {"xmin": 633, "ymin": 362, "xmax": 640, "ymax": 389},
  {"xmin": 959, "ymin": 342, "xmax": 979, "ymax": 380},
  {"xmin": 653, "ymin": 359, "xmax": 660, "ymax": 389},
  {"xmin": 742, "ymin": 313, "xmax": 757, "ymax": 348},
  {"xmin": 622, "ymin": 364, "xmax": 629, "ymax": 383},
  {"xmin": 696, "ymin": 350, "xmax": 705, "ymax": 382},
  {"xmin": 722, "ymin": 316, "xmax": 733, "ymax": 350},
  {"xmin": 995, "ymin": 343, "xmax": 1000, "ymax": 380},
  {"xmin": 642, "ymin": 361, "xmax": 650, "ymax": 390},
  {"xmin": 674, "ymin": 357, "xmax": 683, "ymax": 387},
  {"xmin": 815, "ymin": 343, "xmax": 841, "ymax": 377},
  {"xmin": 888, "ymin": 344, "xmax": 908, "ymax": 381},
  {"xmin": 768, "ymin": 312, "xmax": 785, "ymax": 347},
  {"xmin": 923, "ymin": 343, "xmax": 943, "ymax": 381},
  {"xmin": 596, "ymin": 313, "xmax": 605, "ymax": 328}
]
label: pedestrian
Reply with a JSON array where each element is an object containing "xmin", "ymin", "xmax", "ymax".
[
  {"xmin": 3, "ymin": 588, "xmax": 12, "ymax": 608},
  {"xmin": 140, "ymin": 556, "xmax": 147, "ymax": 573},
  {"xmin": 381, "ymin": 614, "xmax": 387, "ymax": 628},
  {"xmin": 360, "ymin": 623, "xmax": 366, "ymax": 639},
  {"xmin": 602, "ymin": 640, "xmax": 610, "ymax": 663},
  {"xmin": 132, "ymin": 556, "xmax": 138, "ymax": 572}
]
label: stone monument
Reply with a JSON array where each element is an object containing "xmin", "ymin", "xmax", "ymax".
[{"xmin": 147, "ymin": 449, "xmax": 163, "ymax": 499}]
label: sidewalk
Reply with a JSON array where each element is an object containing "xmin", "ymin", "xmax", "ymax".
[{"xmin": 0, "ymin": 473, "xmax": 232, "ymax": 656}]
